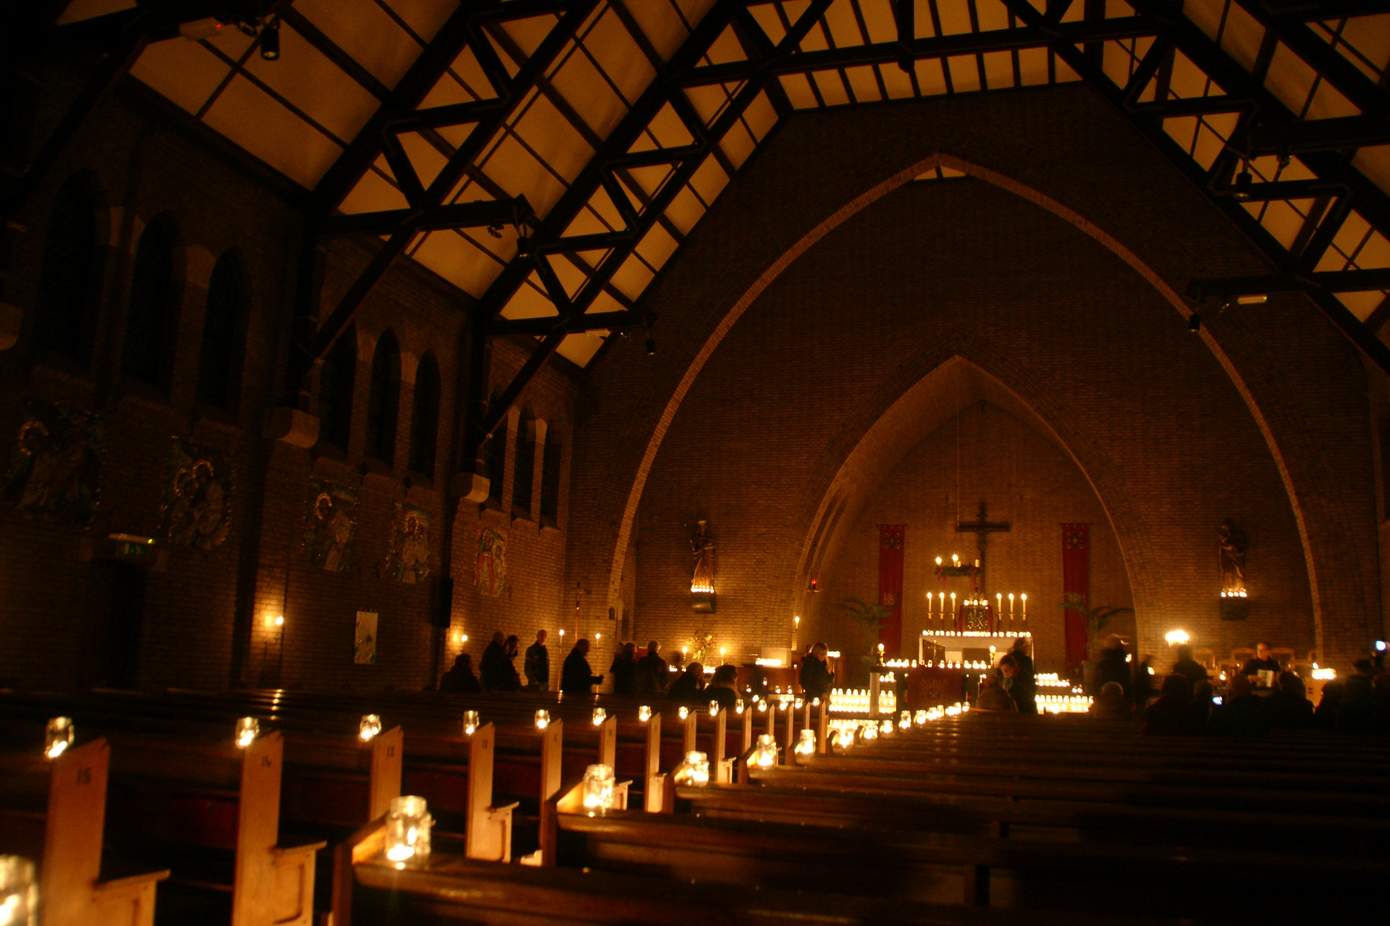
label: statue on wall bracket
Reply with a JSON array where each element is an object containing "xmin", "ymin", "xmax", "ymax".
[
  {"xmin": 161, "ymin": 437, "xmax": 233, "ymax": 551},
  {"xmin": 2, "ymin": 396, "xmax": 101, "ymax": 527},
  {"xmin": 1218, "ymin": 518, "xmax": 1250, "ymax": 621},
  {"xmin": 690, "ymin": 519, "xmax": 716, "ymax": 613},
  {"xmin": 305, "ymin": 479, "xmax": 359, "ymax": 573}
]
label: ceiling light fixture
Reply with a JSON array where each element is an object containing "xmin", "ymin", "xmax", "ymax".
[
  {"xmin": 1232, "ymin": 163, "xmax": 1252, "ymax": 201},
  {"xmin": 259, "ymin": 18, "xmax": 280, "ymax": 61},
  {"xmin": 1187, "ymin": 313, "xmax": 1202, "ymax": 334}
]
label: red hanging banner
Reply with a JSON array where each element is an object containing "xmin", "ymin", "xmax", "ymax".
[
  {"xmin": 878, "ymin": 525, "xmax": 905, "ymax": 657},
  {"xmin": 1061, "ymin": 523, "xmax": 1090, "ymax": 672}
]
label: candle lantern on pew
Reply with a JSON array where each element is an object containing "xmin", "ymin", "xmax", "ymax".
[
  {"xmin": 0, "ymin": 855, "xmax": 37, "ymax": 926},
  {"xmin": 591, "ymin": 707, "xmax": 607, "ymax": 727},
  {"xmin": 462, "ymin": 710, "xmax": 480, "ymax": 736},
  {"xmin": 44, "ymin": 716, "xmax": 73, "ymax": 759},
  {"xmin": 794, "ymin": 729, "xmax": 816, "ymax": 757},
  {"xmin": 638, "ymin": 704, "xmax": 652, "ymax": 723},
  {"xmin": 677, "ymin": 705, "xmax": 689, "ymax": 720},
  {"xmin": 880, "ymin": 719, "xmax": 894, "ymax": 736},
  {"xmin": 534, "ymin": 709, "xmax": 551, "ymax": 730},
  {"xmin": 752, "ymin": 734, "xmax": 778, "ymax": 769},
  {"xmin": 899, "ymin": 710, "xmax": 911, "ymax": 730},
  {"xmin": 359, "ymin": 714, "xmax": 382, "ymax": 742},
  {"xmin": 707, "ymin": 700, "xmax": 720, "ymax": 717},
  {"xmin": 914, "ymin": 709, "xmax": 928, "ymax": 726},
  {"xmin": 673, "ymin": 751, "xmax": 710, "ymax": 787},
  {"xmin": 582, "ymin": 764, "xmax": 616, "ymax": 815},
  {"xmin": 828, "ymin": 729, "xmax": 851, "ymax": 754},
  {"xmin": 235, "ymin": 716, "xmax": 259, "ymax": 749},
  {"xmin": 385, "ymin": 796, "xmax": 432, "ymax": 866},
  {"xmin": 859, "ymin": 722, "xmax": 878, "ymax": 742}
]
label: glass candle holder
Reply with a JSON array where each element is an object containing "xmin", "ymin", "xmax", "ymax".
[
  {"xmin": 677, "ymin": 705, "xmax": 689, "ymax": 721},
  {"xmin": 880, "ymin": 719, "xmax": 894, "ymax": 735},
  {"xmin": 794, "ymin": 728, "xmax": 816, "ymax": 756},
  {"xmin": 582, "ymin": 764, "xmax": 615, "ymax": 816},
  {"xmin": 44, "ymin": 716, "xmax": 73, "ymax": 760},
  {"xmin": 752, "ymin": 733, "xmax": 777, "ymax": 769},
  {"xmin": 778, "ymin": 699, "xmax": 789, "ymax": 712},
  {"xmin": 591, "ymin": 707, "xmax": 607, "ymax": 727},
  {"xmin": 359, "ymin": 714, "xmax": 382, "ymax": 742},
  {"xmin": 637, "ymin": 704, "xmax": 652, "ymax": 723},
  {"xmin": 734, "ymin": 699, "xmax": 745, "ymax": 715},
  {"xmin": 384, "ymin": 795, "xmax": 432, "ymax": 866},
  {"xmin": 794, "ymin": 698, "xmax": 804, "ymax": 710},
  {"xmin": 899, "ymin": 711, "xmax": 911, "ymax": 730},
  {"xmin": 0, "ymin": 855, "xmax": 37, "ymax": 926},
  {"xmin": 860, "ymin": 722, "xmax": 878, "ymax": 742},
  {"xmin": 756, "ymin": 699, "xmax": 768, "ymax": 713},
  {"xmin": 534, "ymin": 709, "xmax": 551, "ymax": 730},
  {"xmin": 235, "ymin": 716, "xmax": 259, "ymax": 749},
  {"xmin": 674, "ymin": 750, "xmax": 710, "ymax": 786},
  {"xmin": 462, "ymin": 710, "xmax": 479, "ymax": 737},
  {"xmin": 914, "ymin": 710, "xmax": 928, "ymax": 726},
  {"xmin": 707, "ymin": 700, "xmax": 719, "ymax": 717}
]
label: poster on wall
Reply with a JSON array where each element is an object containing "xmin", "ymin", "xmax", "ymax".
[
  {"xmin": 354, "ymin": 610, "xmax": 378, "ymax": 665},
  {"xmin": 475, "ymin": 526, "xmax": 508, "ymax": 598},
  {"xmin": 1, "ymin": 396, "xmax": 102, "ymax": 526},
  {"xmin": 305, "ymin": 479, "xmax": 358, "ymax": 573},
  {"xmin": 383, "ymin": 502, "xmax": 431, "ymax": 584},
  {"xmin": 161, "ymin": 437, "xmax": 233, "ymax": 550}
]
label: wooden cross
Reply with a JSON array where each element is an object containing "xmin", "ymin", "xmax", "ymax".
[{"xmin": 955, "ymin": 499, "xmax": 1011, "ymax": 595}]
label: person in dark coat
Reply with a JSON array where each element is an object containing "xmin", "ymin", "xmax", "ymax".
[
  {"xmin": 1269, "ymin": 671, "xmax": 1313, "ymax": 730},
  {"xmin": 481, "ymin": 631, "xmax": 521, "ymax": 692},
  {"xmin": 610, "ymin": 642, "xmax": 638, "ymax": 697},
  {"xmin": 706, "ymin": 664, "xmax": 738, "ymax": 711},
  {"xmin": 560, "ymin": 638, "xmax": 603, "ymax": 694},
  {"xmin": 667, "ymin": 662, "xmax": 704, "ymax": 703},
  {"xmin": 798, "ymin": 642, "xmax": 834, "ymax": 702},
  {"xmin": 1091, "ymin": 635, "xmax": 1131, "ymax": 704},
  {"xmin": 1170, "ymin": 645, "xmax": 1208, "ymax": 685},
  {"xmin": 1240, "ymin": 641, "xmax": 1282, "ymax": 679},
  {"xmin": 1134, "ymin": 655, "xmax": 1156, "ymax": 708},
  {"xmin": 440, "ymin": 653, "xmax": 481, "ymax": 693},
  {"xmin": 1008, "ymin": 637, "xmax": 1037, "ymax": 715},
  {"xmin": 636, "ymin": 640, "xmax": 668, "ymax": 696},
  {"xmin": 524, "ymin": 629, "xmax": 550, "ymax": 691},
  {"xmin": 1144, "ymin": 674, "xmax": 1197, "ymax": 735}
]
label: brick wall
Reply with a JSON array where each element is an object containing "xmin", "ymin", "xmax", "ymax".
[{"xmin": 569, "ymin": 88, "xmax": 1374, "ymax": 668}]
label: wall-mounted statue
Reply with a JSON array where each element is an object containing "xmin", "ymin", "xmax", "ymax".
[
  {"xmin": 1, "ymin": 396, "xmax": 101, "ymax": 526},
  {"xmin": 161, "ymin": 438, "xmax": 232, "ymax": 550},
  {"xmin": 383, "ymin": 502, "xmax": 431, "ymax": 584},
  {"xmin": 690, "ymin": 519, "xmax": 715, "ymax": 612},
  {"xmin": 1218, "ymin": 519, "xmax": 1248, "ymax": 594}
]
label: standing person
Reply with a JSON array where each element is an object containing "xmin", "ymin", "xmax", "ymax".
[
  {"xmin": 524, "ymin": 629, "xmax": 550, "ymax": 691},
  {"xmin": 637, "ymin": 640, "xmax": 668, "ymax": 695},
  {"xmin": 561, "ymin": 638, "xmax": 604, "ymax": 694},
  {"xmin": 1241, "ymin": 642, "xmax": 1281, "ymax": 684},
  {"xmin": 1091, "ymin": 635, "xmax": 1131, "ymax": 705},
  {"xmin": 667, "ymin": 662, "xmax": 704, "ymax": 704},
  {"xmin": 798, "ymin": 642, "xmax": 834, "ymax": 702},
  {"xmin": 1170, "ymin": 645, "xmax": 1208, "ymax": 685},
  {"xmin": 481, "ymin": 631, "xmax": 521, "ymax": 691},
  {"xmin": 706, "ymin": 664, "xmax": 739, "ymax": 711},
  {"xmin": 440, "ymin": 653, "xmax": 481, "ymax": 693},
  {"xmin": 610, "ymin": 642, "xmax": 638, "ymax": 697},
  {"xmin": 1009, "ymin": 637, "xmax": 1037, "ymax": 715}
]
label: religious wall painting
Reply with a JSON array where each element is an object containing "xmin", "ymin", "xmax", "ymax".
[
  {"xmin": 1, "ymin": 396, "xmax": 101, "ymax": 526},
  {"xmin": 304, "ymin": 479, "xmax": 358, "ymax": 574},
  {"xmin": 160, "ymin": 438, "xmax": 233, "ymax": 550},
  {"xmin": 354, "ymin": 610, "xmax": 378, "ymax": 665},
  {"xmin": 383, "ymin": 502, "xmax": 431, "ymax": 584},
  {"xmin": 475, "ymin": 526, "xmax": 507, "ymax": 598}
]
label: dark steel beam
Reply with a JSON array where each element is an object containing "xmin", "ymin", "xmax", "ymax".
[
  {"xmin": 317, "ymin": 197, "xmax": 529, "ymax": 239},
  {"xmin": 1213, "ymin": 178, "xmax": 1347, "ymax": 202},
  {"xmin": 1246, "ymin": 115, "xmax": 1390, "ymax": 155},
  {"xmin": 489, "ymin": 310, "xmax": 650, "ymax": 337},
  {"xmin": 680, "ymin": 17, "xmax": 1155, "ymax": 87},
  {"xmin": 1129, "ymin": 95, "xmax": 1250, "ymax": 117}
]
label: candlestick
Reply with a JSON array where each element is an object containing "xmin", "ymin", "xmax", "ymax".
[{"xmin": 1020, "ymin": 593, "xmax": 1027, "ymax": 620}]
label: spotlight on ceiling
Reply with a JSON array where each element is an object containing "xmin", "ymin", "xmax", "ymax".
[
  {"xmin": 1187, "ymin": 313, "xmax": 1202, "ymax": 334},
  {"xmin": 1232, "ymin": 166, "xmax": 1252, "ymax": 201},
  {"xmin": 259, "ymin": 19, "xmax": 280, "ymax": 60}
]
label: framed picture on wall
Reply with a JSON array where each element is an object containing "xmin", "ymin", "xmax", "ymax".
[{"xmin": 354, "ymin": 610, "xmax": 378, "ymax": 665}]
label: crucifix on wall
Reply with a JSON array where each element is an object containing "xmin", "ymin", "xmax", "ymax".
[{"xmin": 955, "ymin": 499, "xmax": 1011, "ymax": 598}]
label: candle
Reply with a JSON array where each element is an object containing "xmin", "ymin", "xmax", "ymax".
[
  {"xmin": 752, "ymin": 734, "xmax": 778, "ymax": 768},
  {"xmin": 1021, "ymin": 593, "xmax": 1027, "ymax": 620},
  {"xmin": 0, "ymin": 855, "xmax": 37, "ymax": 926},
  {"xmin": 592, "ymin": 707, "xmax": 607, "ymax": 726},
  {"xmin": 462, "ymin": 710, "xmax": 479, "ymax": 736},
  {"xmin": 996, "ymin": 593, "xmax": 1002, "ymax": 617},
  {"xmin": 674, "ymin": 751, "xmax": 711, "ymax": 786},
  {"xmin": 534, "ymin": 709, "xmax": 551, "ymax": 730},
  {"xmin": 794, "ymin": 729, "xmax": 816, "ymax": 756},
  {"xmin": 949, "ymin": 592, "xmax": 956, "ymax": 615},
  {"xmin": 638, "ymin": 704, "xmax": 652, "ymax": 722},
  {"xmin": 582, "ymin": 764, "xmax": 616, "ymax": 814},
  {"xmin": 678, "ymin": 705, "xmax": 689, "ymax": 720},
  {"xmin": 359, "ymin": 714, "xmax": 382, "ymax": 742},
  {"xmin": 385, "ymin": 795, "xmax": 432, "ymax": 865},
  {"xmin": 44, "ymin": 716, "xmax": 73, "ymax": 760},
  {"xmin": 235, "ymin": 716, "xmax": 259, "ymax": 749}
]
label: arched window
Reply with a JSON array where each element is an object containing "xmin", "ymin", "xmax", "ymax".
[
  {"xmin": 541, "ymin": 427, "xmax": 563, "ymax": 524},
  {"xmin": 513, "ymin": 412, "xmax": 535, "ymax": 517},
  {"xmin": 37, "ymin": 171, "xmax": 106, "ymax": 366},
  {"xmin": 196, "ymin": 249, "xmax": 249, "ymax": 412},
  {"xmin": 121, "ymin": 212, "xmax": 183, "ymax": 393},
  {"xmin": 366, "ymin": 329, "xmax": 401, "ymax": 464},
  {"xmin": 409, "ymin": 352, "xmax": 441, "ymax": 476},
  {"xmin": 319, "ymin": 325, "xmax": 357, "ymax": 451}
]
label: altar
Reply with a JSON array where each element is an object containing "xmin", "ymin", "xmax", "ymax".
[{"xmin": 918, "ymin": 629, "xmax": 1031, "ymax": 665}]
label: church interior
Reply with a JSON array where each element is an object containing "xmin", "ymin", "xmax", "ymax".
[{"xmin": 1, "ymin": 1, "xmax": 1388, "ymax": 923}]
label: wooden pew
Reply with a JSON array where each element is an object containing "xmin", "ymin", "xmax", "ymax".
[
  {"xmin": 0, "ymin": 738, "xmax": 168, "ymax": 926},
  {"xmin": 103, "ymin": 731, "xmax": 325, "ymax": 926}
]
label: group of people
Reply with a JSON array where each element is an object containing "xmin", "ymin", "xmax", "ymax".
[
  {"xmin": 439, "ymin": 629, "xmax": 605, "ymax": 695},
  {"xmin": 972, "ymin": 637, "xmax": 1039, "ymax": 715},
  {"xmin": 1082, "ymin": 635, "xmax": 1390, "ymax": 736}
]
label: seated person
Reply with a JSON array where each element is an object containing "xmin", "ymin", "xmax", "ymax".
[
  {"xmin": 440, "ymin": 653, "xmax": 481, "ymax": 693},
  {"xmin": 1211, "ymin": 673, "xmax": 1273, "ymax": 737},
  {"xmin": 667, "ymin": 662, "xmax": 705, "ymax": 703},
  {"xmin": 1143, "ymin": 674, "xmax": 1197, "ymax": 735},
  {"xmin": 1240, "ymin": 641, "xmax": 1281, "ymax": 684},
  {"xmin": 705, "ymin": 664, "xmax": 739, "ymax": 711},
  {"xmin": 1269, "ymin": 671, "xmax": 1313, "ymax": 730},
  {"xmin": 1091, "ymin": 680, "xmax": 1129, "ymax": 720},
  {"xmin": 974, "ymin": 675, "xmax": 1017, "ymax": 712},
  {"xmin": 1170, "ymin": 645, "xmax": 1208, "ymax": 684}
]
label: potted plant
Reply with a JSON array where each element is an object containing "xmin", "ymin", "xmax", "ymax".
[{"xmin": 837, "ymin": 596, "xmax": 889, "ymax": 683}]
